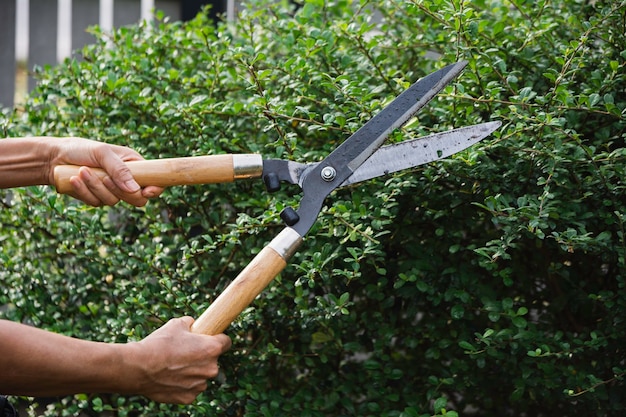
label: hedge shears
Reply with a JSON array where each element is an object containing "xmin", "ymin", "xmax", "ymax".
[{"xmin": 54, "ymin": 61, "xmax": 500, "ymax": 335}]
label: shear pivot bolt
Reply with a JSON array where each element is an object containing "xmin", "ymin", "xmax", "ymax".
[{"xmin": 320, "ymin": 166, "xmax": 336, "ymax": 182}]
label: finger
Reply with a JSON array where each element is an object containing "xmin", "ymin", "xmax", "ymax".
[
  {"xmin": 177, "ymin": 317, "xmax": 231, "ymax": 354},
  {"xmin": 178, "ymin": 316, "xmax": 196, "ymax": 329},
  {"xmin": 142, "ymin": 186, "xmax": 165, "ymax": 199},
  {"xmin": 68, "ymin": 175, "xmax": 103, "ymax": 207},
  {"xmin": 78, "ymin": 167, "xmax": 121, "ymax": 206},
  {"xmin": 204, "ymin": 362, "xmax": 220, "ymax": 379},
  {"xmin": 95, "ymin": 145, "xmax": 141, "ymax": 194},
  {"xmin": 101, "ymin": 176, "xmax": 148, "ymax": 207},
  {"xmin": 210, "ymin": 334, "xmax": 232, "ymax": 354}
]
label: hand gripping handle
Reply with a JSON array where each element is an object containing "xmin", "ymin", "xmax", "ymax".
[
  {"xmin": 53, "ymin": 154, "xmax": 263, "ymax": 194},
  {"xmin": 191, "ymin": 227, "xmax": 303, "ymax": 335}
]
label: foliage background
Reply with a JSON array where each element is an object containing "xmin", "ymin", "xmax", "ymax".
[{"xmin": 1, "ymin": 0, "xmax": 625, "ymax": 415}]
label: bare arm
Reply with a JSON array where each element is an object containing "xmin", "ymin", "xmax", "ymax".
[
  {"xmin": 0, "ymin": 137, "xmax": 163, "ymax": 207},
  {"xmin": 0, "ymin": 137, "xmax": 54, "ymax": 188},
  {"xmin": 0, "ymin": 318, "xmax": 231, "ymax": 404},
  {"xmin": 0, "ymin": 139, "xmax": 226, "ymax": 403}
]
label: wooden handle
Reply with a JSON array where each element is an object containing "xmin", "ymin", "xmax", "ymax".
[
  {"xmin": 53, "ymin": 154, "xmax": 263, "ymax": 194},
  {"xmin": 191, "ymin": 228, "xmax": 303, "ymax": 335}
]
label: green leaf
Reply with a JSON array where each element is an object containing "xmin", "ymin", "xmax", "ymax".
[
  {"xmin": 451, "ymin": 304, "xmax": 465, "ymax": 319},
  {"xmin": 459, "ymin": 340, "xmax": 475, "ymax": 351},
  {"xmin": 588, "ymin": 93, "xmax": 600, "ymax": 107},
  {"xmin": 512, "ymin": 316, "xmax": 528, "ymax": 329},
  {"xmin": 190, "ymin": 94, "xmax": 208, "ymax": 106},
  {"xmin": 433, "ymin": 397, "xmax": 448, "ymax": 413}
]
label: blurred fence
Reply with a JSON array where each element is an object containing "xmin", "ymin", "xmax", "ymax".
[{"xmin": 0, "ymin": 0, "xmax": 237, "ymax": 108}]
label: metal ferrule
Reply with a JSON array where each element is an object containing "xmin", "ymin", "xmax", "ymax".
[
  {"xmin": 233, "ymin": 154, "xmax": 263, "ymax": 179},
  {"xmin": 268, "ymin": 227, "xmax": 303, "ymax": 260}
]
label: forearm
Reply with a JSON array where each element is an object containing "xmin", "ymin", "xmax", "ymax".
[
  {"xmin": 0, "ymin": 138, "xmax": 58, "ymax": 188},
  {"xmin": 0, "ymin": 136, "xmax": 160, "ymax": 207},
  {"xmin": 0, "ymin": 320, "xmax": 137, "ymax": 397}
]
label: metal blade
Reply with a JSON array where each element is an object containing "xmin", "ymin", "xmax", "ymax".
[
  {"xmin": 340, "ymin": 121, "xmax": 501, "ymax": 186},
  {"xmin": 324, "ymin": 61, "xmax": 469, "ymax": 177},
  {"xmin": 292, "ymin": 61, "xmax": 469, "ymax": 235},
  {"xmin": 264, "ymin": 121, "xmax": 500, "ymax": 188}
]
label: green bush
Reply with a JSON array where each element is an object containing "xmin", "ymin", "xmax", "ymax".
[{"xmin": 2, "ymin": 0, "xmax": 625, "ymax": 415}]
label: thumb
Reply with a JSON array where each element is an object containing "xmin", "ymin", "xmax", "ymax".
[
  {"xmin": 176, "ymin": 316, "xmax": 196, "ymax": 330},
  {"xmin": 96, "ymin": 149, "xmax": 141, "ymax": 193}
]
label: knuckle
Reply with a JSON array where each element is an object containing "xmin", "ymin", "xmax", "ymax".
[
  {"xmin": 206, "ymin": 363, "xmax": 220, "ymax": 379},
  {"xmin": 128, "ymin": 197, "xmax": 148, "ymax": 207},
  {"xmin": 105, "ymin": 198, "xmax": 121, "ymax": 207},
  {"xmin": 88, "ymin": 198, "xmax": 107, "ymax": 208},
  {"xmin": 179, "ymin": 395, "xmax": 195, "ymax": 405}
]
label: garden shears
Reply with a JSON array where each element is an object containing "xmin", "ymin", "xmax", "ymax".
[{"xmin": 54, "ymin": 61, "xmax": 500, "ymax": 335}]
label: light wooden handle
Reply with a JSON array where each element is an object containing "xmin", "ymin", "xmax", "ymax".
[
  {"xmin": 53, "ymin": 154, "xmax": 263, "ymax": 194},
  {"xmin": 191, "ymin": 228, "xmax": 303, "ymax": 335}
]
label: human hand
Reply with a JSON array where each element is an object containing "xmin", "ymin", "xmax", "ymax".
[
  {"xmin": 125, "ymin": 317, "xmax": 231, "ymax": 404},
  {"xmin": 48, "ymin": 137, "xmax": 163, "ymax": 207}
]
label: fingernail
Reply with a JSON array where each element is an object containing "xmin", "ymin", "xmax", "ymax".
[
  {"xmin": 79, "ymin": 167, "xmax": 92, "ymax": 180},
  {"xmin": 69, "ymin": 175, "xmax": 82, "ymax": 188},
  {"xmin": 125, "ymin": 179, "xmax": 140, "ymax": 193}
]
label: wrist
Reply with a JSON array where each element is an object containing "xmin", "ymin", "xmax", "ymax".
[
  {"xmin": 0, "ymin": 137, "xmax": 59, "ymax": 188},
  {"xmin": 111, "ymin": 341, "xmax": 152, "ymax": 396},
  {"xmin": 43, "ymin": 138, "xmax": 62, "ymax": 187}
]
